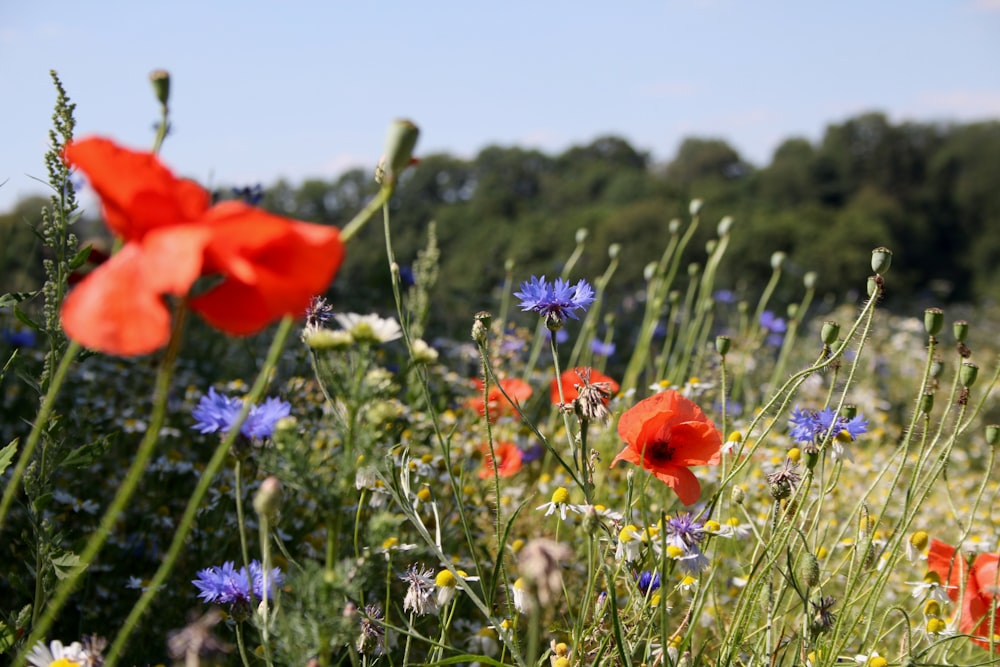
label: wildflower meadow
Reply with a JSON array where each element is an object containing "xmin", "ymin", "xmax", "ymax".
[{"xmin": 4, "ymin": 71, "xmax": 1000, "ymax": 667}]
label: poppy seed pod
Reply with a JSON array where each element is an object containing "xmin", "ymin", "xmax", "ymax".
[
  {"xmin": 821, "ymin": 321, "xmax": 840, "ymax": 346},
  {"xmin": 919, "ymin": 392, "xmax": 934, "ymax": 415},
  {"xmin": 715, "ymin": 335, "xmax": 731, "ymax": 356},
  {"xmin": 961, "ymin": 361, "xmax": 979, "ymax": 388},
  {"xmin": 871, "ymin": 247, "xmax": 892, "ymax": 274},
  {"xmin": 804, "ymin": 271, "xmax": 818, "ymax": 289},
  {"xmin": 953, "ymin": 320, "xmax": 969, "ymax": 343},
  {"xmin": 924, "ymin": 308, "xmax": 944, "ymax": 337},
  {"xmin": 668, "ymin": 218, "xmax": 682, "ymax": 234},
  {"xmin": 986, "ymin": 424, "xmax": 999, "ymax": 447},
  {"xmin": 575, "ymin": 228, "xmax": 588, "ymax": 244},
  {"xmin": 149, "ymin": 69, "xmax": 170, "ymax": 107}
]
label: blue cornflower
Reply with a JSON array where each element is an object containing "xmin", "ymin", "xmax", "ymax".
[
  {"xmin": 514, "ymin": 275, "xmax": 594, "ymax": 323},
  {"xmin": 192, "ymin": 388, "xmax": 290, "ymax": 439},
  {"xmin": 789, "ymin": 406, "xmax": 868, "ymax": 445},
  {"xmin": 193, "ymin": 560, "xmax": 282, "ymax": 605},
  {"xmin": 1, "ymin": 329, "xmax": 36, "ymax": 348},
  {"xmin": 760, "ymin": 311, "xmax": 787, "ymax": 334},
  {"xmin": 590, "ymin": 338, "xmax": 616, "ymax": 357},
  {"xmin": 713, "ymin": 289, "xmax": 736, "ymax": 304},
  {"xmin": 231, "ymin": 184, "xmax": 264, "ymax": 205},
  {"xmin": 637, "ymin": 570, "xmax": 661, "ymax": 595},
  {"xmin": 665, "ymin": 512, "xmax": 707, "ymax": 549}
]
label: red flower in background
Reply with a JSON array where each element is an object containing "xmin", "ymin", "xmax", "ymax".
[
  {"xmin": 550, "ymin": 367, "xmax": 619, "ymax": 404},
  {"xmin": 478, "ymin": 441, "xmax": 523, "ymax": 479},
  {"xmin": 468, "ymin": 377, "xmax": 532, "ymax": 419},
  {"xmin": 611, "ymin": 390, "xmax": 722, "ymax": 505},
  {"xmin": 927, "ymin": 538, "xmax": 1000, "ymax": 649},
  {"xmin": 61, "ymin": 137, "xmax": 345, "ymax": 356}
]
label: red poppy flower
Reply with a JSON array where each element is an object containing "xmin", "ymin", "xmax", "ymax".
[
  {"xmin": 467, "ymin": 377, "xmax": 533, "ymax": 419},
  {"xmin": 60, "ymin": 137, "xmax": 345, "ymax": 355},
  {"xmin": 478, "ymin": 441, "xmax": 523, "ymax": 479},
  {"xmin": 550, "ymin": 367, "xmax": 619, "ymax": 404},
  {"xmin": 611, "ymin": 390, "xmax": 722, "ymax": 505},
  {"xmin": 928, "ymin": 538, "xmax": 1000, "ymax": 649}
]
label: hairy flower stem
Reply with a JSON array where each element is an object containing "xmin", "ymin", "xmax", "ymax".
[
  {"xmin": 549, "ymin": 336, "xmax": 592, "ymax": 502},
  {"xmin": 102, "ymin": 318, "xmax": 294, "ymax": 667}
]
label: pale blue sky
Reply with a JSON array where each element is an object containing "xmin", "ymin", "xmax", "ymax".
[{"xmin": 2, "ymin": 1, "xmax": 998, "ymax": 213}]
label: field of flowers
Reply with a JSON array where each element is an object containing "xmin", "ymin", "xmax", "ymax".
[{"xmin": 2, "ymin": 72, "xmax": 1000, "ymax": 667}]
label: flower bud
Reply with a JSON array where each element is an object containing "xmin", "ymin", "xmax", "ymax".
[
  {"xmin": 930, "ymin": 359, "xmax": 944, "ymax": 379},
  {"xmin": 842, "ymin": 404, "xmax": 857, "ymax": 419},
  {"xmin": 668, "ymin": 218, "xmax": 682, "ymax": 234},
  {"xmin": 924, "ymin": 308, "xmax": 944, "ymax": 337},
  {"xmin": 953, "ymin": 320, "xmax": 969, "ymax": 343},
  {"xmin": 687, "ymin": 262, "xmax": 700, "ymax": 277},
  {"xmin": 717, "ymin": 215, "xmax": 733, "ymax": 236},
  {"xmin": 689, "ymin": 199, "xmax": 703, "ymax": 216},
  {"xmin": 871, "ymin": 247, "xmax": 892, "ymax": 274},
  {"xmin": 608, "ymin": 243, "xmax": 621, "ymax": 260},
  {"xmin": 804, "ymin": 271, "xmax": 818, "ymax": 289},
  {"xmin": 961, "ymin": 361, "xmax": 979, "ymax": 388},
  {"xmin": 801, "ymin": 552, "xmax": 820, "ymax": 588},
  {"xmin": 382, "ymin": 119, "xmax": 420, "ymax": 185},
  {"xmin": 919, "ymin": 392, "xmax": 934, "ymax": 415},
  {"xmin": 505, "ymin": 257, "xmax": 515, "ymax": 272},
  {"xmin": 253, "ymin": 476, "xmax": 282, "ymax": 521},
  {"xmin": 472, "ymin": 311, "xmax": 491, "ymax": 345},
  {"xmin": 149, "ymin": 69, "xmax": 170, "ymax": 107},
  {"xmin": 867, "ymin": 276, "xmax": 878, "ymax": 297},
  {"xmin": 731, "ymin": 486, "xmax": 745, "ymax": 505},
  {"xmin": 715, "ymin": 335, "xmax": 731, "ymax": 356},
  {"xmin": 770, "ymin": 251, "xmax": 786, "ymax": 271},
  {"xmin": 705, "ymin": 239, "xmax": 717, "ymax": 254},
  {"xmin": 643, "ymin": 262, "xmax": 657, "ymax": 282},
  {"xmin": 575, "ymin": 228, "xmax": 588, "ymax": 244},
  {"xmin": 786, "ymin": 303, "xmax": 798, "ymax": 319},
  {"xmin": 669, "ymin": 290, "xmax": 681, "ymax": 305},
  {"xmin": 986, "ymin": 424, "xmax": 1000, "ymax": 447},
  {"xmin": 821, "ymin": 321, "xmax": 840, "ymax": 346}
]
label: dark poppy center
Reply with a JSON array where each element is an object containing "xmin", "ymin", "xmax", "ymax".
[{"xmin": 644, "ymin": 439, "xmax": 674, "ymax": 466}]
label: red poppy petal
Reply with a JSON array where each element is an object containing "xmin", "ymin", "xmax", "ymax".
[
  {"xmin": 618, "ymin": 391, "xmax": 681, "ymax": 445},
  {"xmin": 669, "ymin": 422, "xmax": 723, "ymax": 465},
  {"xmin": 61, "ymin": 244, "xmax": 173, "ymax": 356},
  {"xmin": 139, "ymin": 224, "xmax": 213, "ymax": 295},
  {"xmin": 189, "ymin": 203, "xmax": 344, "ymax": 335},
  {"xmin": 610, "ymin": 443, "xmax": 642, "ymax": 468},
  {"xmin": 64, "ymin": 137, "xmax": 209, "ymax": 240},
  {"xmin": 653, "ymin": 465, "xmax": 702, "ymax": 505},
  {"xmin": 927, "ymin": 539, "xmax": 964, "ymax": 603}
]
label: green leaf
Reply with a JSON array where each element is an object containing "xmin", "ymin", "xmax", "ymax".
[
  {"xmin": 51, "ymin": 551, "xmax": 86, "ymax": 580},
  {"xmin": 13, "ymin": 306, "xmax": 41, "ymax": 332},
  {"xmin": 33, "ymin": 492, "xmax": 53, "ymax": 512},
  {"xmin": 0, "ymin": 291, "xmax": 38, "ymax": 308},
  {"xmin": 61, "ymin": 436, "xmax": 111, "ymax": 468},
  {"xmin": 67, "ymin": 244, "xmax": 93, "ymax": 271},
  {"xmin": 0, "ymin": 620, "xmax": 14, "ymax": 653},
  {"xmin": 0, "ymin": 440, "xmax": 16, "ymax": 477}
]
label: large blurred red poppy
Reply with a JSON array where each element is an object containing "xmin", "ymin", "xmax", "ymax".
[
  {"xmin": 550, "ymin": 367, "xmax": 619, "ymax": 404},
  {"xmin": 61, "ymin": 137, "xmax": 344, "ymax": 355},
  {"xmin": 611, "ymin": 390, "xmax": 722, "ymax": 505},
  {"xmin": 478, "ymin": 441, "xmax": 523, "ymax": 479},
  {"xmin": 928, "ymin": 538, "xmax": 1000, "ymax": 649},
  {"xmin": 467, "ymin": 377, "xmax": 532, "ymax": 420}
]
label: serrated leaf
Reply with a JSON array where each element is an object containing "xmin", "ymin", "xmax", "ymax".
[
  {"xmin": 67, "ymin": 244, "xmax": 93, "ymax": 270},
  {"xmin": 61, "ymin": 436, "xmax": 111, "ymax": 468},
  {"xmin": 51, "ymin": 551, "xmax": 86, "ymax": 580},
  {"xmin": 0, "ymin": 440, "xmax": 16, "ymax": 477}
]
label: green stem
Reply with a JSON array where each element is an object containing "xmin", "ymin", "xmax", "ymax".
[
  {"xmin": 102, "ymin": 317, "xmax": 294, "ymax": 667},
  {"xmin": 0, "ymin": 340, "xmax": 80, "ymax": 531},
  {"xmin": 341, "ymin": 185, "xmax": 394, "ymax": 243}
]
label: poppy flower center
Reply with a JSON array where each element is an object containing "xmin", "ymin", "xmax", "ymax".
[{"xmin": 644, "ymin": 439, "xmax": 674, "ymax": 466}]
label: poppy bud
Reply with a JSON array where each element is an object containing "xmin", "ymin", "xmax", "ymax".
[
  {"xmin": 687, "ymin": 262, "xmax": 700, "ymax": 277},
  {"xmin": 866, "ymin": 276, "xmax": 879, "ymax": 297},
  {"xmin": 804, "ymin": 271, "xmax": 817, "ymax": 289},
  {"xmin": 821, "ymin": 321, "xmax": 840, "ymax": 346},
  {"xmin": 253, "ymin": 476, "xmax": 282, "ymax": 521},
  {"xmin": 717, "ymin": 216, "xmax": 733, "ymax": 236},
  {"xmin": 382, "ymin": 119, "xmax": 420, "ymax": 185},
  {"xmin": 705, "ymin": 239, "xmax": 717, "ymax": 254},
  {"xmin": 771, "ymin": 251, "xmax": 786, "ymax": 271},
  {"xmin": 608, "ymin": 243, "xmax": 621, "ymax": 260},
  {"xmin": 924, "ymin": 308, "xmax": 944, "ymax": 337},
  {"xmin": 871, "ymin": 247, "xmax": 892, "ymax": 274},
  {"xmin": 986, "ymin": 424, "xmax": 999, "ymax": 447},
  {"xmin": 919, "ymin": 392, "xmax": 934, "ymax": 415},
  {"xmin": 689, "ymin": 199, "xmax": 703, "ymax": 216},
  {"xmin": 643, "ymin": 262, "xmax": 657, "ymax": 282},
  {"xmin": 149, "ymin": 69, "xmax": 170, "ymax": 107},
  {"xmin": 669, "ymin": 218, "xmax": 682, "ymax": 234},
  {"xmin": 575, "ymin": 228, "xmax": 588, "ymax": 244}
]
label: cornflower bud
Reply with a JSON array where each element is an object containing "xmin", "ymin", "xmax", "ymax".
[
  {"xmin": 608, "ymin": 243, "xmax": 621, "ymax": 259},
  {"xmin": 804, "ymin": 271, "xmax": 817, "ymax": 289},
  {"xmin": 472, "ymin": 311, "xmax": 491, "ymax": 345},
  {"xmin": 689, "ymin": 199, "xmax": 703, "ymax": 216}
]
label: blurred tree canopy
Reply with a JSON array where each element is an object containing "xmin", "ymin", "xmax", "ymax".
[{"xmin": 3, "ymin": 112, "xmax": 999, "ymax": 336}]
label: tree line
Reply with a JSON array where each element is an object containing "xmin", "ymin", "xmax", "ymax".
[{"xmin": 4, "ymin": 112, "xmax": 999, "ymax": 336}]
